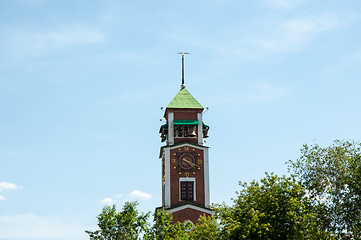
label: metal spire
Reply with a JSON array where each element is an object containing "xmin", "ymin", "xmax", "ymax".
[{"xmin": 178, "ymin": 52, "xmax": 190, "ymax": 88}]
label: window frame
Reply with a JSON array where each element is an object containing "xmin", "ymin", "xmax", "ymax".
[{"xmin": 179, "ymin": 177, "xmax": 196, "ymax": 201}]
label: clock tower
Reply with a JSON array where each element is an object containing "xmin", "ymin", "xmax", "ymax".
[{"xmin": 158, "ymin": 82, "xmax": 213, "ymax": 224}]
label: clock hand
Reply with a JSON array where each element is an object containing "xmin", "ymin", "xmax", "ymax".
[{"xmin": 183, "ymin": 158, "xmax": 197, "ymax": 167}]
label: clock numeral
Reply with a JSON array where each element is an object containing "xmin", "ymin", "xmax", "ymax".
[
  {"xmin": 172, "ymin": 158, "xmax": 177, "ymax": 164},
  {"xmin": 197, "ymin": 159, "xmax": 203, "ymax": 164},
  {"xmin": 184, "ymin": 147, "xmax": 189, "ymax": 151},
  {"xmin": 185, "ymin": 172, "xmax": 190, "ymax": 177}
]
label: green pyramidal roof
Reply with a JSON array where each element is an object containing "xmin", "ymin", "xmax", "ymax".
[{"xmin": 167, "ymin": 88, "xmax": 203, "ymax": 109}]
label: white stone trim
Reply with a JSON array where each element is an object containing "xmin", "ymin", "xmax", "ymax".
[
  {"xmin": 204, "ymin": 148, "xmax": 210, "ymax": 207},
  {"xmin": 164, "ymin": 147, "xmax": 171, "ymax": 207},
  {"xmin": 169, "ymin": 143, "xmax": 206, "ymax": 151},
  {"xmin": 168, "ymin": 112, "xmax": 174, "ymax": 145},
  {"xmin": 162, "ymin": 181, "xmax": 165, "ymax": 206},
  {"xmin": 179, "ymin": 177, "xmax": 196, "ymax": 201},
  {"xmin": 167, "ymin": 204, "xmax": 214, "ymax": 215},
  {"xmin": 197, "ymin": 113, "xmax": 203, "ymax": 145}
]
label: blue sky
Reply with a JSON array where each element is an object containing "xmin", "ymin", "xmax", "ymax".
[{"xmin": 1, "ymin": 0, "xmax": 361, "ymax": 239}]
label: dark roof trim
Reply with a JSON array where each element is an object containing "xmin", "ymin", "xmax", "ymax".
[
  {"xmin": 159, "ymin": 142, "xmax": 209, "ymax": 159},
  {"xmin": 155, "ymin": 202, "xmax": 213, "ymax": 212}
]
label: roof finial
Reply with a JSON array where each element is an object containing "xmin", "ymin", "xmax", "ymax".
[{"xmin": 178, "ymin": 52, "xmax": 190, "ymax": 89}]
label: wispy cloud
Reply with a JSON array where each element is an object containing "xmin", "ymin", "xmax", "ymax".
[
  {"xmin": 244, "ymin": 82, "xmax": 290, "ymax": 102},
  {"xmin": 0, "ymin": 195, "xmax": 5, "ymax": 201},
  {"xmin": 281, "ymin": 16, "xmax": 338, "ymax": 45},
  {"xmin": 168, "ymin": 12, "xmax": 342, "ymax": 63},
  {"xmin": 129, "ymin": 190, "xmax": 152, "ymax": 200},
  {"xmin": 260, "ymin": 0, "xmax": 304, "ymax": 9},
  {"xmin": 9, "ymin": 25, "xmax": 105, "ymax": 50},
  {"xmin": 0, "ymin": 24, "xmax": 106, "ymax": 64},
  {"xmin": 223, "ymin": 14, "xmax": 340, "ymax": 60},
  {"xmin": 22, "ymin": 0, "xmax": 44, "ymax": 5},
  {"xmin": 0, "ymin": 214, "xmax": 84, "ymax": 239},
  {"xmin": 206, "ymin": 82, "xmax": 290, "ymax": 106},
  {"xmin": 320, "ymin": 48, "xmax": 361, "ymax": 78}
]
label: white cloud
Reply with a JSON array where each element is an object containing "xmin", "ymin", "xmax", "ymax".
[
  {"xmin": 0, "ymin": 214, "xmax": 85, "ymax": 239},
  {"xmin": 116, "ymin": 194, "xmax": 123, "ymax": 198},
  {"xmin": 100, "ymin": 198, "xmax": 115, "ymax": 204},
  {"xmin": 0, "ymin": 182, "xmax": 18, "ymax": 192},
  {"xmin": 0, "ymin": 182, "xmax": 19, "ymax": 201},
  {"xmin": 129, "ymin": 190, "xmax": 152, "ymax": 200}
]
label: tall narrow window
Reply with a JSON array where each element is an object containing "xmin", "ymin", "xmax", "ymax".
[{"xmin": 180, "ymin": 181, "xmax": 194, "ymax": 201}]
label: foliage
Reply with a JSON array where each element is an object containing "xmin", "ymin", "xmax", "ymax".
[
  {"xmin": 217, "ymin": 173, "xmax": 332, "ymax": 240},
  {"xmin": 147, "ymin": 211, "xmax": 220, "ymax": 240},
  {"xmin": 85, "ymin": 201, "xmax": 150, "ymax": 240},
  {"xmin": 90, "ymin": 145, "xmax": 361, "ymax": 240},
  {"xmin": 190, "ymin": 215, "xmax": 220, "ymax": 240},
  {"xmin": 288, "ymin": 140, "xmax": 361, "ymax": 237},
  {"xmin": 86, "ymin": 175, "xmax": 332, "ymax": 240},
  {"xmin": 86, "ymin": 203, "xmax": 199, "ymax": 240},
  {"xmin": 145, "ymin": 208, "xmax": 193, "ymax": 240}
]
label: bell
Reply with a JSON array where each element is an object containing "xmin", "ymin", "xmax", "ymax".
[
  {"xmin": 161, "ymin": 136, "xmax": 166, "ymax": 142},
  {"xmin": 189, "ymin": 130, "xmax": 196, "ymax": 137},
  {"xmin": 178, "ymin": 126, "xmax": 185, "ymax": 137},
  {"xmin": 188, "ymin": 126, "xmax": 196, "ymax": 137},
  {"xmin": 203, "ymin": 130, "xmax": 209, "ymax": 138}
]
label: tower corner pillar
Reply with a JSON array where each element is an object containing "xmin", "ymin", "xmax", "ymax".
[
  {"xmin": 197, "ymin": 113, "xmax": 203, "ymax": 145},
  {"xmin": 168, "ymin": 112, "xmax": 174, "ymax": 145}
]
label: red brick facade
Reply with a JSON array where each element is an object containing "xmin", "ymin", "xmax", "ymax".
[
  {"xmin": 159, "ymin": 90, "xmax": 213, "ymax": 224},
  {"xmin": 171, "ymin": 207, "xmax": 212, "ymax": 224},
  {"xmin": 169, "ymin": 147, "xmax": 205, "ymax": 206}
]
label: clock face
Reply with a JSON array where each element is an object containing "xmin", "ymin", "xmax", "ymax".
[
  {"xmin": 173, "ymin": 147, "xmax": 202, "ymax": 173},
  {"xmin": 178, "ymin": 153, "xmax": 196, "ymax": 170}
]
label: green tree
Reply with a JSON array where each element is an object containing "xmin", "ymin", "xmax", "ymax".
[
  {"xmin": 145, "ymin": 208, "xmax": 192, "ymax": 240},
  {"xmin": 85, "ymin": 201, "xmax": 150, "ymax": 240},
  {"xmin": 288, "ymin": 140, "xmax": 361, "ymax": 238},
  {"xmin": 217, "ymin": 173, "xmax": 332, "ymax": 240},
  {"xmin": 86, "ymin": 203, "xmax": 195, "ymax": 240},
  {"xmin": 190, "ymin": 215, "xmax": 221, "ymax": 240}
]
